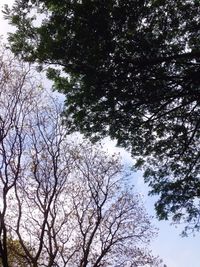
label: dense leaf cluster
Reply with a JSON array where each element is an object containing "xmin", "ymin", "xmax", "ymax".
[{"xmin": 5, "ymin": 0, "xmax": 200, "ymax": 231}]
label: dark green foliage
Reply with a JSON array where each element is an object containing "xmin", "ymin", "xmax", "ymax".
[
  {"xmin": 5, "ymin": 0, "xmax": 200, "ymax": 232},
  {"xmin": 0, "ymin": 238, "xmax": 31, "ymax": 267}
]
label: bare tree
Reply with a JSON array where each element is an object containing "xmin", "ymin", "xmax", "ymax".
[
  {"xmin": 0, "ymin": 45, "xmax": 39, "ymax": 267},
  {"xmin": 0, "ymin": 46, "xmax": 164, "ymax": 267},
  {"xmin": 64, "ymin": 143, "xmax": 162, "ymax": 267}
]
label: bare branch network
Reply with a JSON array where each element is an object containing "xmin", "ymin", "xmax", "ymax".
[{"xmin": 0, "ymin": 46, "xmax": 164, "ymax": 267}]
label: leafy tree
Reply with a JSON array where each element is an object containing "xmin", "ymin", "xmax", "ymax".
[
  {"xmin": 0, "ymin": 238, "xmax": 30, "ymax": 267},
  {"xmin": 4, "ymin": 0, "xmax": 200, "ymax": 232},
  {"xmin": 0, "ymin": 45, "xmax": 164, "ymax": 266}
]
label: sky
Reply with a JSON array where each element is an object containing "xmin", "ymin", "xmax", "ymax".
[{"xmin": 0, "ymin": 1, "xmax": 199, "ymax": 267}]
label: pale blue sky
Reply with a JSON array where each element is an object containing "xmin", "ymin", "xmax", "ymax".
[
  {"xmin": 104, "ymin": 138, "xmax": 200, "ymax": 267},
  {"xmin": 0, "ymin": 2, "xmax": 199, "ymax": 266}
]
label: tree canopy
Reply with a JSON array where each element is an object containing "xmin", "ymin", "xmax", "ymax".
[{"xmin": 4, "ymin": 0, "xmax": 200, "ymax": 232}]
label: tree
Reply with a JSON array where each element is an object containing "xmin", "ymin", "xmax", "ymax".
[
  {"xmin": 4, "ymin": 0, "xmax": 200, "ymax": 232},
  {"xmin": 0, "ymin": 46, "xmax": 164, "ymax": 266},
  {"xmin": 0, "ymin": 238, "xmax": 30, "ymax": 267},
  {"xmin": 0, "ymin": 44, "xmax": 38, "ymax": 267}
]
